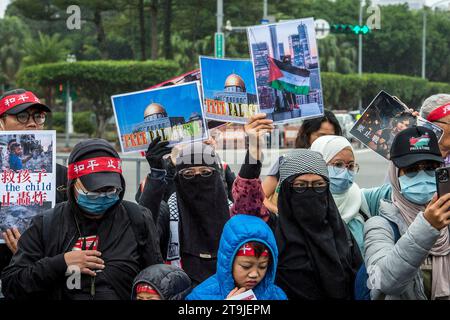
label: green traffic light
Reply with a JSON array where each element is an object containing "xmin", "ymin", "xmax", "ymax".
[
  {"xmin": 330, "ymin": 23, "xmax": 371, "ymax": 34},
  {"xmin": 361, "ymin": 25, "xmax": 370, "ymax": 34}
]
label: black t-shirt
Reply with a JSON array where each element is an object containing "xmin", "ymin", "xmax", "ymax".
[{"xmin": 62, "ymin": 213, "xmax": 121, "ymax": 300}]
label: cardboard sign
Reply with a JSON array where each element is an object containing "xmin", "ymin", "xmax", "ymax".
[
  {"xmin": 350, "ymin": 90, "xmax": 443, "ymax": 160},
  {"xmin": 112, "ymin": 82, "xmax": 208, "ymax": 153},
  {"xmin": 200, "ymin": 56, "xmax": 260, "ymax": 124},
  {"xmin": 248, "ymin": 18, "xmax": 324, "ymax": 123},
  {"xmin": 0, "ymin": 130, "xmax": 56, "ymax": 240}
]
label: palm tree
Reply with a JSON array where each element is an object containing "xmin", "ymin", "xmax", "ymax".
[
  {"xmin": 22, "ymin": 32, "xmax": 68, "ymax": 66},
  {"xmin": 0, "ymin": 16, "xmax": 29, "ymax": 89},
  {"xmin": 318, "ymin": 35, "xmax": 357, "ymax": 74}
]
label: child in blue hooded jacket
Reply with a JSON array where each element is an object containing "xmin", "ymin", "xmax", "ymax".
[{"xmin": 186, "ymin": 214, "xmax": 287, "ymax": 300}]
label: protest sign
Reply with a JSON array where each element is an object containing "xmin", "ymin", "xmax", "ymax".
[
  {"xmin": 247, "ymin": 17, "xmax": 324, "ymax": 123},
  {"xmin": 0, "ymin": 130, "xmax": 56, "ymax": 241},
  {"xmin": 148, "ymin": 69, "xmax": 225, "ymax": 130},
  {"xmin": 350, "ymin": 90, "xmax": 443, "ymax": 160},
  {"xmin": 112, "ymin": 81, "xmax": 208, "ymax": 153},
  {"xmin": 148, "ymin": 69, "xmax": 201, "ymax": 89},
  {"xmin": 200, "ymin": 56, "xmax": 259, "ymax": 124}
]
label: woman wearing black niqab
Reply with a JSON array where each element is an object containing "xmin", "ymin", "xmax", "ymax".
[
  {"xmin": 275, "ymin": 150, "xmax": 363, "ymax": 299},
  {"xmin": 172, "ymin": 142, "xmax": 230, "ymax": 285}
]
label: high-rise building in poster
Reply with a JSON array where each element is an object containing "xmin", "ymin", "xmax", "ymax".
[
  {"xmin": 298, "ymin": 23, "xmax": 311, "ymax": 68},
  {"xmin": 288, "ymin": 34, "xmax": 303, "ymax": 67},
  {"xmin": 278, "ymin": 43, "xmax": 285, "ymax": 58},
  {"xmin": 269, "ymin": 25, "xmax": 280, "ymax": 59}
]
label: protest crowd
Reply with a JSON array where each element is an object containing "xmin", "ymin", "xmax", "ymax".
[
  {"xmin": 0, "ymin": 86, "xmax": 449, "ymax": 301},
  {"xmin": 0, "ymin": 15, "xmax": 450, "ymax": 302}
]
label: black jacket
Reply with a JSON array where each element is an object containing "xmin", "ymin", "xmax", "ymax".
[
  {"xmin": 131, "ymin": 264, "xmax": 192, "ymax": 300},
  {"xmin": 1, "ymin": 198, "xmax": 162, "ymax": 300}
]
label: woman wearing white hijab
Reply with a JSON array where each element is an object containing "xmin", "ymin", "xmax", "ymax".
[{"xmin": 311, "ymin": 135, "xmax": 369, "ymax": 252}]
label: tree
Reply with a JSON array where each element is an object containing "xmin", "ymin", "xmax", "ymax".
[
  {"xmin": 163, "ymin": 0, "xmax": 173, "ymax": 59},
  {"xmin": 22, "ymin": 32, "xmax": 68, "ymax": 66},
  {"xmin": 149, "ymin": 0, "xmax": 159, "ymax": 60},
  {"xmin": 318, "ymin": 35, "xmax": 356, "ymax": 74},
  {"xmin": 0, "ymin": 16, "xmax": 30, "ymax": 89},
  {"xmin": 17, "ymin": 60, "xmax": 180, "ymax": 137}
]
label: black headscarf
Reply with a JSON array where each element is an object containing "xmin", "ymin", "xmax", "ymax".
[
  {"xmin": 275, "ymin": 150, "xmax": 362, "ymax": 300},
  {"xmin": 174, "ymin": 142, "xmax": 229, "ymax": 284}
]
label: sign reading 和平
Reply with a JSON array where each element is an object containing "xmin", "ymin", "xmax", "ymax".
[
  {"xmin": 0, "ymin": 130, "xmax": 56, "ymax": 242},
  {"xmin": 199, "ymin": 56, "xmax": 260, "ymax": 124},
  {"xmin": 111, "ymin": 82, "xmax": 208, "ymax": 153}
]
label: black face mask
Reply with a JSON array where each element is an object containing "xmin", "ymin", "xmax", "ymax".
[
  {"xmin": 288, "ymin": 188, "xmax": 329, "ymax": 227},
  {"xmin": 174, "ymin": 169, "xmax": 229, "ymax": 256},
  {"xmin": 275, "ymin": 178, "xmax": 361, "ymax": 300}
]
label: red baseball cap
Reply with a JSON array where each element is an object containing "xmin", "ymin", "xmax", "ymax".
[{"xmin": 0, "ymin": 89, "xmax": 51, "ymax": 116}]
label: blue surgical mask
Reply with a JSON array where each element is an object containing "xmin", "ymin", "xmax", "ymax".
[
  {"xmin": 328, "ymin": 166, "xmax": 355, "ymax": 194},
  {"xmin": 75, "ymin": 190, "xmax": 119, "ymax": 215},
  {"xmin": 399, "ymin": 170, "xmax": 436, "ymax": 205}
]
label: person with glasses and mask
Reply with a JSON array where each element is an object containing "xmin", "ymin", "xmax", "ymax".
[
  {"xmin": 138, "ymin": 139, "xmax": 231, "ymax": 287},
  {"xmin": 230, "ymin": 114, "xmax": 362, "ymax": 299},
  {"xmin": 364, "ymin": 126, "xmax": 450, "ymax": 300},
  {"xmin": 311, "ymin": 135, "xmax": 371, "ymax": 253},
  {"xmin": 1, "ymin": 139, "xmax": 162, "ymax": 300},
  {"xmin": 0, "ymin": 89, "xmax": 69, "ymax": 294}
]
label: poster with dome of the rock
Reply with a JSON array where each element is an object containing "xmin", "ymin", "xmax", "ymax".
[
  {"xmin": 247, "ymin": 18, "xmax": 324, "ymax": 123},
  {"xmin": 111, "ymin": 82, "xmax": 208, "ymax": 153},
  {"xmin": 199, "ymin": 56, "xmax": 260, "ymax": 124}
]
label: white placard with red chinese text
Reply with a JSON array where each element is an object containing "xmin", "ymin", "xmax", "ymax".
[{"xmin": 0, "ymin": 130, "xmax": 56, "ymax": 242}]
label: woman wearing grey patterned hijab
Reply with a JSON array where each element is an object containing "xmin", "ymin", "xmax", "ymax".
[{"xmin": 274, "ymin": 150, "xmax": 363, "ymax": 300}]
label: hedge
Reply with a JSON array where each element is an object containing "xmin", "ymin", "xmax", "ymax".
[
  {"xmin": 16, "ymin": 60, "xmax": 180, "ymax": 137},
  {"xmin": 14, "ymin": 60, "xmax": 450, "ymax": 137},
  {"xmin": 16, "ymin": 60, "xmax": 180, "ymax": 93},
  {"xmin": 321, "ymin": 72, "xmax": 450, "ymax": 110},
  {"xmin": 52, "ymin": 111, "xmax": 96, "ymax": 136}
]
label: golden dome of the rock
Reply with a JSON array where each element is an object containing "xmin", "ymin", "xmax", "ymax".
[
  {"xmin": 144, "ymin": 103, "xmax": 167, "ymax": 118},
  {"xmin": 224, "ymin": 74, "xmax": 246, "ymax": 92}
]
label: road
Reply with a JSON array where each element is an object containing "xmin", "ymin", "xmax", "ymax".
[{"xmin": 58, "ymin": 147, "xmax": 389, "ymax": 201}]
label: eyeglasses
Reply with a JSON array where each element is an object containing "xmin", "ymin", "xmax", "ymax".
[
  {"xmin": 75, "ymin": 186, "xmax": 121, "ymax": 200},
  {"xmin": 290, "ymin": 180, "xmax": 328, "ymax": 194},
  {"xmin": 329, "ymin": 161, "xmax": 360, "ymax": 174},
  {"xmin": 11, "ymin": 111, "xmax": 46, "ymax": 125},
  {"xmin": 403, "ymin": 162, "xmax": 441, "ymax": 178},
  {"xmin": 179, "ymin": 167, "xmax": 215, "ymax": 179}
]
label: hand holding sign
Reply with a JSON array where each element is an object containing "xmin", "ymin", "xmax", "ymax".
[{"xmin": 145, "ymin": 136, "xmax": 172, "ymax": 170}]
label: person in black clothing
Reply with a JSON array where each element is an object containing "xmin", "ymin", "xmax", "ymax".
[
  {"xmin": 231, "ymin": 114, "xmax": 362, "ymax": 299},
  {"xmin": 1, "ymin": 139, "xmax": 162, "ymax": 300},
  {"xmin": 138, "ymin": 140, "xmax": 230, "ymax": 286},
  {"xmin": 131, "ymin": 264, "xmax": 192, "ymax": 300},
  {"xmin": 136, "ymin": 136, "xmax": 236, "ymax": 204},
  {"xmin": 0, "ymin": 89, "xmax": 68, "ymax": 282}
]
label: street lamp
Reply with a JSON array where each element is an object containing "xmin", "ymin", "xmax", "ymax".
[
  {"xmin": 358, "ymin": 0, "xmax": 366, "ymax": 109},
  {"xmin": 422, "ymin": 0, "xmax": 450, "ymax": 79}
]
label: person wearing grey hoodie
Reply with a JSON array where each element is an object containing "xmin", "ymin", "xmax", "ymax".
[{"xmin": 364, "ymin": 126, "xmax": 450, "ymax": 300}]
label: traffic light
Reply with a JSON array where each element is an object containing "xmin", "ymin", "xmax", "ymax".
[{"xmin": 331, "ymin": 24, "xmax": 371, "ymax": 35}]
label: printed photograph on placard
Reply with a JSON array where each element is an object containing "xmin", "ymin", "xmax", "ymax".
[
  {"xmin": 247, "ymin": 17, "xmax": 324, "ymax": 123},
  {"xmin": 350, "ymin": 91, "xmax": 443, "ymax": 160},
  {"xmin": 0, "ymin": 130, "xmax": 56, "ymax": 240},
  {"xmin": 111, "ymin": 81, "xmax": 208, "ymax": 153},
  {"xmin": 200, "ymin": 56, "xmax": 259, "ymax": 124}
]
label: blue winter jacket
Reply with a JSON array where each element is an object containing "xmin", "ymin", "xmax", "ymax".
[{"xmin": 186, "ymin": 215, "xmax": 287, "ymax": 300}]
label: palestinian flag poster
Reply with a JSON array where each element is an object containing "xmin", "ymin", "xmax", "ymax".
[{"xmin": 247, "ymin": 18, "xmax": 324, "ymax": 123}]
